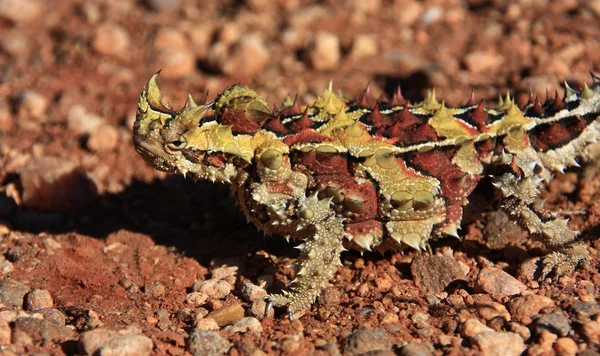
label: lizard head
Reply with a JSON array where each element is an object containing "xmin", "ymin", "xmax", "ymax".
[{"xmin": 133, "ymin": 73, "xmax": 250, "ymax": 183}]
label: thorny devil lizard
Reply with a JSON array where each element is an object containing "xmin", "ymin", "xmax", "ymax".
[{"xmin": 133, "ymin": 72, "xmax": 600, "ymax": 318}]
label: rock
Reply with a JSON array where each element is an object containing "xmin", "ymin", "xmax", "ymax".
[
  {"xmin": 395, "ymin": 2, "xmax": 423, "ymax": 26},
  {"xmin": 39, "ymin": 308, "xmax": 67, "ymax": 325},
  {"xmin": 464, "ymin": 51, "xmax": 504, "ymax": 74},
  {"xmin": 13, "ymin": 317, "xmax": 74, "ymax": 345},
  {"xmin": 0, "ymin": 0, "xmax": 42, "ymax": 23},
  {"xmin": 249, "ymin": 299, "xmax": 273, "ymax": 319},
  {"xmin": 193, "ymin": 279, "xmax": 232, "ymax": 299},
  {"xmin": 569, "ymin": 301, "xmax": 600, "ymax": 323},
  {"xmin": 533, "ymin": 313, "xmax": 571, "ymax": 337},
  {"xmin": 1, "ymin": 30, "xmax": 29, "ymax": 57},
  {"xmin": 554, "ymin": 337, "xmax": 578, "ymax": 356},
  {"xmin": 24, "ymin": 289, "xmax": 53, "ymax": 311},
  {"xmin": 186, "ymin": 292, "xmax": 209, "ymax": 307},
  {"xmin": 188, "ymin": 331, "xmax": 231, "ymax": 356},
  {"xmin": 79, "ymin": 327, "xmax": 152, "ymax": 356},
  {"xmin": 208, "ymin": 36, "xmax": 270, "ymax": 77},
  {"xmin": 67, "ymin": 104, "xmax": 104, "ymax": 135},
  {"xmin": 241, "ymin": 283, "xmax": 266, "ymax": 302},
  {"xmin": 420, "ymin": 7, "xmax": 443, "ymax": 24},
  {"xmin": 144, "ymin": 282, "xmax": 165, "ymax": 299},
  {"xmin": 225, "ymin": 317, "xmax": 262, "ymax": 334},
  {"xmin": 93, "ymin": 23, "xmax": 130, "ymax": 56},
  {"xmin": 509, "ymin": 294, "xmax": 554, "ymax": 323},
  {"xmin": 341, "ymin": 329, "xmax": 393, "ymax": 356},
  {"xmin": 0, "ymin": 279, "xmax": 30, "ymax": 308},
  {"xmin": 20, "ymin": 157, "xmax": 98, "ymax": 211},
  {"xmin": 475, "ymin": 267, "xmax": 527, "ymax": 299},
  {"xmin": 206, "ymin": 303, "xmax": 244, "ymax": 327},
  {"xmin": 588, "ymin": 0, "xmax": 600, "ymax": 17},
  {"xmin": 154, "ymin": 49, "xmax": 196, "ymax": 79},
  {"xmin": 350, "ymin": 35, "xmax": 378, "ymax": 59},
  {"xmin": 411, "ymin": 255, "xmax": 466, "ymax": 295},
  {"xmin": 87, "ymin": 124, "xmax": 120, "ymax": 153},
  {"xmin": 195, "ymin": 318, "xmax": 219, "ymax": 331},
  {"xmin": 18, "ymin": 91, "xmax": 48, "ymax": 120},
  {"xmin": 460, "ymin": 319, "xmax": 493, "ymax": 338},
  {"xmin": 0, "ymin": 315, "xmax": 11, "ymax": 344},
  {"xmin": 471, "ymin": 331, "xmax": 526, "ymax": 356},
  {"xmin": 399, "ymin": 341, "xmax": 434, "ymax": 356},
  {"xmin": 0, "ymin": 99, "xmax": 13, "ymax": 132},
  {"xmin": 476, "ymin": 301, "xmax": 511, "ymax": 321},
  {"xmin": 317, "ymin": 287, "xmax": 341, "ymax": 307},
  {"xmin": 153, "ymin": 27, "xmax": 188, "ymax": 50},
  {"xmin": 582, "ymin": 321, "xmax": 600, "ymax": 342},
  {"xmin": 307, "ymin": 32, "xmax": 341, "ymax": 71},
  {"xmin": 146, "ymin": 0, "xmax": 181, "ymax": 12}
]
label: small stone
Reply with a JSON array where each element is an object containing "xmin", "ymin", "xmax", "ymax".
[
  {"xmin": 317, "ymin": 287, "xmax": 341, "ymax": 307},
  {"xmin": 194, "ymin": 318, "xmax": 219, "ymax": 331},
  {"xmin": 475, "ymin": 267, "xmax": 527, "ymax": 299},
  {"xmin": 395, "ymin": 2, "xmax": 423, "ymax": 26},
  {"xmin": 225, "ymin": 317, "xmax": 262, "ymax": 334},
  {"xmin": 193, "ymin": 279, "xmax": 232, "ymax": 299},
  {"xmin": 93, "ymin": 23, "xmax": 130, "ymax": 56},
  {"xmin": 0, "ymin": 279, "xmax": 30, "ymax": 308},
  {"xmin": 18, "ymin": 91, "xmax": 48, "ymax": 121},
  {"xmin": 249, "ymin": 299, "xmax": 273, "ymax": 319},
  {"xmin": 533, "ymin": 313, "xmax": 571, "ymax": 337},
  {"xmin": 341, "ymin": 329, "xmax": 393, "ymax": 356},
  {"xmin": 582, "ymin": 321, "xmax": 600, "ymax": 341},
  {"xmin": 476, "ymin": 301, "xmax": 511, "ymax": 321},
  {"xmin": 464, "ymin": 51, "xmax": 504, "ymax": 74},
  {"xmin": 350, "ymin": 35, "xmax": 378, "ymax": 59},
  {"xmin": 209, "ymin": 36, "xmax": 270, "ymax": 77},
  {"xmin": 0, "ymin": 99, "xmax": 13, "ymax": 132},
  {"xmin": 146, "ymin": 0, "xmax": 181, "ymax": 12},
  {"xmin": 588, "ymin": 0, "xmax": 600, "ymax": 17},
  {"xmin": 381, "ymin": 312, "xmax": 399, "ymax": 324},
  {"xmin": 471, "ymin": 331, "xmax": 526, "ymax": 356},
  {"xmin": 411, "ymin": 255, "xmax": 467, "ymax": 295},
  {"xmin": 79, "ymin": 327, "xmax": 152, "ymax": 356},
  {"xmin": 399, "ymin": 341, "xmax": 434, "ymax": 356},
  {"xmin": 0, "ymin": 0, "xmax": 42, "ymax": 23},
  {"xmin": 507, "ymin": 321, "xmax": 531, "ymax": 341},
  {"xmin": 13, "ymin": 317, "xmax": 74, "ymax": 345},
  {"xmin": 154, "ymin": 49, "xmax": 196, "ymax": 79},
  {"xmin": 188, "ymin": 331, "xmax": 231, "ymax": 356},
  {"xmin": 554, "ymin": 337, "xmax": 578, "ymax": 356},
  {"xmin": 569, "ymin": 301, "xmax": 600, "ymax": 323},
  {"xmin": 206, "ymin": 303, "xmax": 244, "ymax": 327},
  {"xmin": 241, "ymin": 283, "xmax": 267, "ymax": 302},
  {"xmin": 24, "ymin": 289, "xmax": 53, "ymax": 311},
  {"xmin": 87, "ymin": 124, "xmax": 120, "ymax": 153},
  {"xmin": 460, "ymin": 319, "xmax": 493, "ymax": 338},
  {"xmin": 509, "ymin": 294, "xmax": 554, "ymax": 323},
  {"xmin": 39, "ymin": 308, "xmax": 67, "ymax": 325},
  {"xmin": 186, "ymin": 292, "xmax": 208, "ymax": 307},
  {"xmin": 420, "ymin": 7, "xmax": 443, "ymax": 24},
  {"xmin": 307, "ymin": 32, "xmax": 341, "ymax": 71},
  {"xmin": 143, "ymin": 282, "xmax": 165, "ymax": 299},
  {"xmin": 67, "ymin": 105, "xmax": 104, "ymax": 135},
  {"xmin": 0, "ymin": 30, "xmax": 29, "ymax": 57},
  {"xmin": 0, "ymin": 315, "xmax": 11, "ymax": 344}
]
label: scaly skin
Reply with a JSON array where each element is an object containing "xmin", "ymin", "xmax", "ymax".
[{"xmin": 133, "ymin": 72, "xmax": 600, "ymax": 318}]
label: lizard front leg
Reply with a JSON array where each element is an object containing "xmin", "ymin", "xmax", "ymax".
[
  {"xmin": 265, "ymin": 193, "xmax": 345, "ymax": 318},
  {"xmin": 493, "ymin": 172, "xmax": 589, "ymax": 277}
]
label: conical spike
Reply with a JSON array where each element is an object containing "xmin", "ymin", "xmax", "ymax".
[
  {"xmin": 581, "ymin": 82, "xmax": 594, "ymax": 99},
  {"xmin": 590, "ymin": 71, "xmax": 600, "ymax": 85},
  {"xmin": 185, "ymin": 92, "xmax": 198, "ymax": 109},
  {"xmin": 564, "ymin": 81, "xmax": 577, "ymax": 99},
  {"xmin": 465, "ymin": 89, "xmax": 477, "ymax": 106},
  {"xmin": 145, "ymin": 71, "xmax": 173, "ymax": 112},
  {"xmin": 550, "ymin": 90, "xmax": 565, "ymax": 111},
  {"xmin": 390, "ymin": 86, "xmax": 405, "ymax": 106}
]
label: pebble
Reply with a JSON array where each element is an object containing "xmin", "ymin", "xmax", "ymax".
[
  {"xmin": 554, "ymin": 337, "xmax": 578, "ymax": 356},
  {"xmin": 0, "ymin": 279, "xmax": 30, "ymax": 308},
  {"xmin": 206, "ymin": 303, "xmax": 244, "ymax": 327},
  {"xmin": 507, "ymin": 321, "xmax": 531, "ymax": 341},
  {"xmin": 411, "ymin": 255, "xmax": 466, "ymax": 295},
  {"xmin": 210, "ymin": 36, "xmax": 270, "ymax": 77},
  {"xmin": 341, "ymin": 329, "xmax": 393, "ymax": 356},
  {"xmin": 67, "ymin": 105, "xmax": 104, "ymax": 135},
  {"xmin": 420, "ymin": 7, "xmax": 443, "ymax": 24},
  {"xmin": 186, "ymin": 292, "xmax": 209, "ymax": 307},
  {"xmin": 460, "ymin": 319, "xmax": 493, "ymax": 338},
  {"xmin": 464, "ymin": 51, "xmax": 504, "ymax": 73},
  {"xmin": 471, "ymin": 331, "xmax": 526, "ymax": 356},
  {"xmin": 93, "ymin": 23, "xmax": 131, "ymax": 56},
  {"xmin": 249, "ymin": 299, "xmax": 273, "ymax": 319},
  {"xmin": 476, "ymin": 301, "xmax": 511, "ymax": 321},
  {"xmin": 241, "ymin": 283, "xmax": 267, "ymax": 302},
  {"xmin": 193, "ymin": 279, "xmax": 232, "ymax": 299},
  {"xmin": 0, "ymin": 315, "xmax": 11, "ymax": 344},
  {"xmin": 155, "ymin": 49, "xmax": 196, "ymax": 79},
  {"xmin": 146, "ymin": 0, "xmax": 181, "ymax": 12},
  {"xmin": 79, "ymin": 327, "xmax": 152, "ymax": 356},
  {"xmin": 399, "ymin": 341, "xmax": 434, "ymax": 356},
  {"xmin": 18, "ymin": 91, "xmax": 48, "ymax": 121},
  {"xmin": 533, "ymin": 313, "xmax": 571, "ymax": 337},
  {"xmin": 39, "ymin": 308, "xmax": 67, "ymax": 325},
  {"xmin": 24, "ymin": 289, "xmax": 53, "ymax": 311},
  {"xmin": 194, "ymin": 318, "xmax": 219, "ymax": 331},
  {"xmin": 582, "ymin": 321, "xmax": 600, "ymax": 341},
  {"xmin": 475, "ymin": 267, "xmax": 527, "ymax": 299},
  {"xmin": 569, "ymin": 301, "xmax": 600, "ymax": 323},
  {"xmin": 87, "ymin": 124, "xmax": 120, "ymax": 153},
  {"xmin": 350, "ymin": 35, "xmax": 378, "ymax": 59},
  {"xmin": 395, "ymin": 2, "xmax": 423, "ymax": 26},
  {"xmin": 0, "ymin": 99, "xmax": 13, "ymax": 132},
  {"xmin": 153, "ymin": 27, "xmax": 188, "ymax": 50},
  {"xmin": 13, "ymin": 317, "xmax": 74, "ymax": 346},
  {"xmin": 0, "ymin": 30, "xmax": 29, "ymax": 57},
  {"xmin": 188, "ymin": 330, "xmax": 231, "ymax": 356},
  {"xmin": 20, "ymin": 156, "xmax": 98, "ymax": 211},
  {"xmin": 508, "ymin": 294, "xmax": 554, "ymax": 323},
  {"xmin": 225, "ymin": 317, "xmax": 262, "ymax": 334},
  {"xmin": 307, "ymin": 32, "xmax": 341, "ymax": 71},
  {"xmin": 589, "ymin": 0, "xmax": 600, "ymax": 17},
  {"xmin": 0, "ymin": 0, "xmax": 42, "ymax": 23}
]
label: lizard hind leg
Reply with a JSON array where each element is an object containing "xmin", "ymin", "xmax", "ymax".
[
  {"xmin": 494, "ymin": 172, "xmax": 589, "ymax": 277},
  {"xmin": 265, "ymin": 193, "xmax": 346, "ymax": 318}
]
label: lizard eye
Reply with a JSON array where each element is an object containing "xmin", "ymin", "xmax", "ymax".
[{"xmin": 166, "ymin": 137, "xmax": 187, "ymax": 151}]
